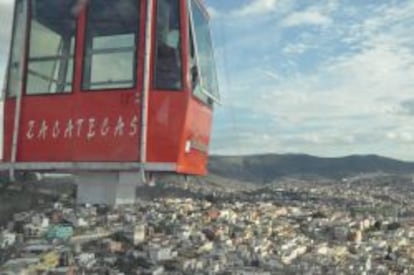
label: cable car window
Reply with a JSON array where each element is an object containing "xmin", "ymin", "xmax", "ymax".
[
  {"xmin": 5, "ymin": 0, "xmax": 27, "ymax": 98},
  {"xmin": 26, "ymin": 0, "xmax": 77, "ymax": 95},
  {"xmin": 82, "ymin": 0, "xmax": 139, "ymax": 90},
  {"xmin": 189, "ymin": 0, "xmax": 220, "ymax": 102},
  {"xmin": 154, "ymin": 0, "xmax": 183, "ymax": 90},
  {"xmin": 189, "ymin": 25, "xmax": 211, "ymax": 106}
]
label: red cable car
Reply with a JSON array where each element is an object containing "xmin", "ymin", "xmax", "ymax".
[{"xmin": 1, "ymin": 0, "xmax": 220, "ymax": 204}]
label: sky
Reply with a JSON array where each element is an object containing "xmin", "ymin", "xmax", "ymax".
[
  {"xmin": 205, "ymin": 0, "xmax": 414, "ymax": 160},
  {"xmin": 1, "ymin": 0, "xmax": 414, "ymax": 160}
]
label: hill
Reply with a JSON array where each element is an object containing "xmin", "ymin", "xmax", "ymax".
[{"xmin": 208, "ymin": 154, "xmax": 414, "ymax": 183}]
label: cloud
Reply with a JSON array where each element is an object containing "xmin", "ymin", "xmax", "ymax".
[
  {"xmin": 255, "ymin": 45, "xmax": 414, "ymax": 129},
  {"xmin": 233, "ymin": 0, "xmax": 279, "ymax": 17},
  {"xmin": 261, "ymin": 69, "xmax": 281, "ymax": 81},
  {"xmin": 210, "ymin": 1, "xmax": 414, "ymax": 160},
  {"xmin": 281, "ymin": 9, "xmax": 332, "ymax": 27},
  {"xmin": 386, "ymin": 131, "xmax": 414, "ymax": 143},
  {"xmin": 282, "ymin": 43, "xmax": 310, "ymax": 55},
  {"xmin": 400, "ymin": 99, "xmax": 414, "ymax": 116},
  {"xmin": 206, "ymin": 6, "xmax": 221, "ymax": 18}
]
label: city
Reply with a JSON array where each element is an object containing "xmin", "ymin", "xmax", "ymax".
[{"xmin": 1, "ymin": 172, "xmax": 413, "ymax": 274}]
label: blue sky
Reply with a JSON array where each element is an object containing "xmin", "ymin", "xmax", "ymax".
[
  {"xmin": 1, "ymin": 0, "xmax": 414, "ymax": 160},
  {"xmin": 204, "ymin": 0, "xmax": 414, "ymax": 160}
]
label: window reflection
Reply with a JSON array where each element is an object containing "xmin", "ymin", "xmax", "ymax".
[
  {"xmin": 6, "ymin": 0, "xmax": 27, "ymax": 98},
  {"xmin": 154, "ymin": 0, "xmax": 183, "ymax": 90},
  {"xmin": 190, "ymin": 0, "xmax": 220, "ymax": 102},
  {"xmin": 26, "ymin": 0, "xmax": 76, "ymax": 95}
]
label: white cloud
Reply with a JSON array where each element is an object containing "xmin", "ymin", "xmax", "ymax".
[
  {"xmin": 261, "ymin": 69, "xmax": 280, "ymax": 81},
  {"xmin": 233, "ymin": 0, "xmax": 279, "ymax": 17},
  {"xmin": 282, "ymin": 43, "xmax": 310, "ymax": 55},
  {"xmin": 281, "ymin": 10, "xmax": 332, "ymax": 27},
  {"xmin": 255, "ymin": 44, "xmax": 414, "ymax": 129},
  {"xmin": 211, "ymin": 1, "xmax": 414, "ymax": 159},
  {"xmin": 206, "ymin": 6, "xmax": 220, "ymax": 18},
  {"xmin": 386, "ymin": 129, "xmax": 414, "ymax": 143}
]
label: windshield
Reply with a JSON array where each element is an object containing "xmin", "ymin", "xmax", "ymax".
[{"xmin": 189, "ymin": 0, "xmax": 220, "ymax": 103}]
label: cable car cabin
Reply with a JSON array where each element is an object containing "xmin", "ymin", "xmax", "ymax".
[
  {"xmin": 1, "ymin": 0, "xmax": 219, "ymax": 204},
  {"xmin": 2, "ymin": 0, "xmax": 219, "ymax": 174}
]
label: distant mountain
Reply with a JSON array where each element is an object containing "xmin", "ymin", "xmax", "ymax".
[{"xmin": 208, "ymin": 154, "xmax": 414, "ymax": 183}]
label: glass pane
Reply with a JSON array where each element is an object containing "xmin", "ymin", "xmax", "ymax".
[
  {"xmin": 26, "ymin": 0, "xmax": 77, "ymax": 95},
  {"xmin": 90, "ymin": 51, "xmax": 134, "ymax": 89},
  {"xmin": 189, "ymin": 24, "xmax": 209, "ymax": 104},
  {"xmin": 190, "ymin": 0, "xmax": 220, "ymax": 102},
  {"xmin": 6, "ymin": 0, "xmax": 27, "ymax": 98},
  {"xmin": 93, "ymin": 34, "xmax": 135, "ymax": 50},
  {"xmin": 154, "ymin": 0, "xmax": 183, "ymax": 90},
  {"xmin": 82, "ymin": 0, "xmax": 139, "ymax": 90}
]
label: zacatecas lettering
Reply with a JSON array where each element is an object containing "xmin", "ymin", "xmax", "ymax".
[{"xmin": 25, "ymin": 115, "xmax": 139, "ymax": 141}]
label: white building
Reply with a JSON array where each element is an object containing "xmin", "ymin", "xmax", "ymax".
[{"xmin": 0, "ymin": 230, "xmax": 16, "ymax": 249}]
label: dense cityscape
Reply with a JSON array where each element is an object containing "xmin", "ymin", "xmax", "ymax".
[{"xmin": 1, "ymin": 173, "xmax": 413, "ymax": 274}]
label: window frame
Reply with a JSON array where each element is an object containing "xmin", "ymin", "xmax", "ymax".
[
  {"xmin": 80, "ymin": 0, "xmax": 141, "ymax": 92},
  {"xmin": 5, "ymin": 0, "xmax": 28, "ymax": 99},
  {"xmin": 187, "ymin": 0, "xmax": 220, "ymax": 104},
  {"xmin": 24, "ymin": 0, "xmax": 78, "ymax": 96}
]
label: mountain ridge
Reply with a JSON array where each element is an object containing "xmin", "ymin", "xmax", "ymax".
[{"xmin": 208, "ymin": 153, "xmax": 414, "ymax": 183}]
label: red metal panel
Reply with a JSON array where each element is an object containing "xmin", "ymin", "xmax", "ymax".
[
  {"xmin": 145, "ymin": 93, "xmax": 212, "ymax": 175},
  {"xmin": 72, "ymin": 92, "xmax": 140, "ymax": 161},
  {"xmin": 146, "ymin": 0, "xmax": 213, "ymax": 175},
  {"xmin": 15, "ymin": 92, "xmax": 140, "ymax": 162},
  {"xmin": 18, "ymin": 95, "xmax": 75, "ymax": 161},
  {"xmin": 176, "ymin": 0, "xmax": 212, "ymax": 175},
  {"xmin": 177, "ymin": 97, "xmax": 212, "ymax": 175},
  {"xmin": 146, "ymin": 0, "xmax": 189, "ymax": 166},
  {"xmin": 146, "ymin": 91, "xmax": 187, "ymax": 163},
  {"xmin": 3, "ymin": 101, "xmax": 15, "ymax": 162}
]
